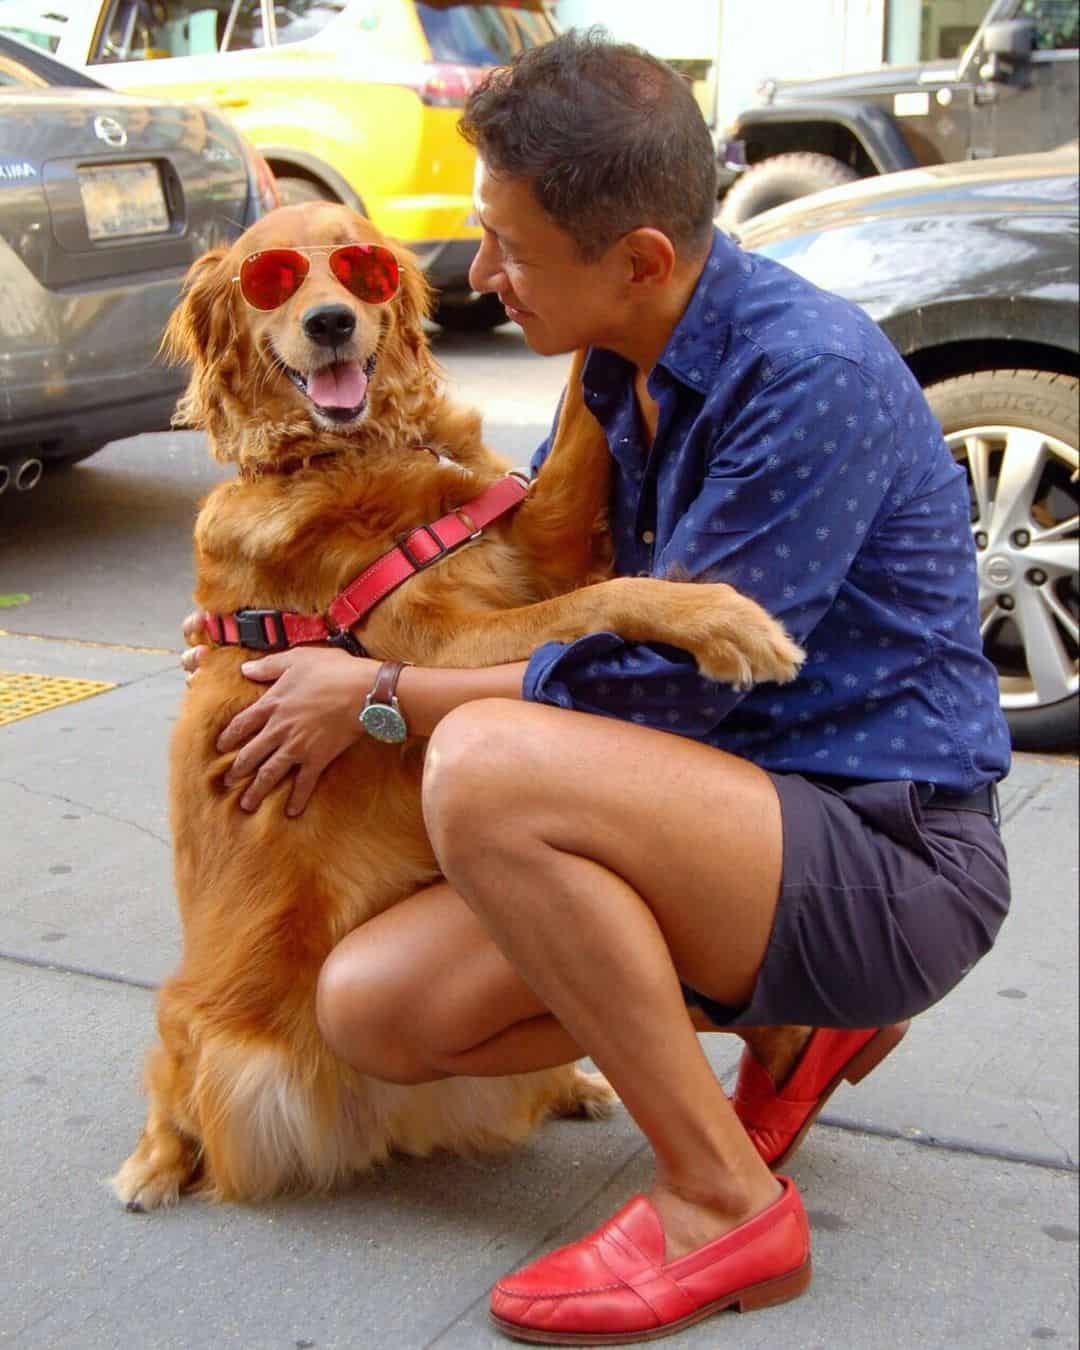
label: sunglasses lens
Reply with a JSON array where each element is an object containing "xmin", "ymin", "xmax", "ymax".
[
  {"xmin": 240, "ymin": 249, "xmax": 309, "ymax": 310},
  {"xmin": 330, "ymin": 245, "xmax": 399, "ymax": 304}
]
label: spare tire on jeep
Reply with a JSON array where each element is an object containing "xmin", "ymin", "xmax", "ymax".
[{"xmin": 719, "ymin": 152, "xmax": 859, "ymax": 226}]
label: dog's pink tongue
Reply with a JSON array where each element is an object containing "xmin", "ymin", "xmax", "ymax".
[{"xmin": 307, "ymin": 361, "xmax": 367, "ymax": 410}]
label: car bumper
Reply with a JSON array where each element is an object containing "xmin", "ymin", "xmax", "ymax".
[
  {"xmin": 0, "ymin": 244, "xmax": 193, "ymax": 459},
  {"xmin": 0, "ymin": 382, "xmax": 185, "ymax": 461},
  {"xmin": 411, "ymin": 237, "xmax": 481, "ymax": 294}
]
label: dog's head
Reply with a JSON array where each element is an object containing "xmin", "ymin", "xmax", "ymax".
[{"xmin": 164, "ymin": 203, "xmax": 438, "ymax": 468}]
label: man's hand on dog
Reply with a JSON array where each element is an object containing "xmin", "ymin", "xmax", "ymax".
[
  {"xmin": 218, "ymin": 647, "xmax": 373, "ymax": 815},
  {"xmin": 181, "ymin": 610, "xmax": 209, "ymax": 684},
  {"xmin": 181, "ymin": 613, "xmax": 373, "ymax": 816}
]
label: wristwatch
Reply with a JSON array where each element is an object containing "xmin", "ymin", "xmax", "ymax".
[{"xmin": 359, "ymin": 660, "xmax": 410, "ymax": 743}]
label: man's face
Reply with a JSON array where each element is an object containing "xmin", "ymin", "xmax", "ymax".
[{"xmin": 468, "ymin": 160, "xmax": 629, "ymax": 357}]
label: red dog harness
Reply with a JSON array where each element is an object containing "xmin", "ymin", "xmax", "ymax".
[{"xmin": 203, "ymin": 473, "xmax": 530, "ymax": 655}]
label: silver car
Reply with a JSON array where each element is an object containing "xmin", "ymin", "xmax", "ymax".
[
  {"xmin": 0, "ymin": 32, "xmax": 276, "ymax": 492},
  {"xmin": 739, "ymin": 145, "xmax": 1079, "ymax": 750}
]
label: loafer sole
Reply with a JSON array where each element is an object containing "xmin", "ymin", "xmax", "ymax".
[{"xmin": 489, "ymin": 1256, "xmax": 812, "ymax": 1345}]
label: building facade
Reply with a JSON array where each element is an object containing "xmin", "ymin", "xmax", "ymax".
[{"xmin": 552, "ymin": 0, "xmax": 991, "ymax": 127}]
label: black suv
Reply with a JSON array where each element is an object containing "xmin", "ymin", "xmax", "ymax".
[{"xmin": 717, "ymin": 0, "xmax": 1079, "ymax": 225}]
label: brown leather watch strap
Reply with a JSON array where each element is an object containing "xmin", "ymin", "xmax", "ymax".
[{"xmin": 369, "ymin": 660, "xmax": 408, "ymax": 706}]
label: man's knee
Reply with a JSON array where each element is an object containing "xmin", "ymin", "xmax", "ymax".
[
  {"xmin": 422, "ymin": 700, "xmax": 538, "ymax": 864},
  {"xmin": 315, "ymin": 943, "xmax": 433, "ymax": 1086}
]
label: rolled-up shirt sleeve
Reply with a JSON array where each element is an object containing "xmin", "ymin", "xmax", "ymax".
[{"xmin": 523, "ymin": 355, "xmax": 904, "ymax": 736}]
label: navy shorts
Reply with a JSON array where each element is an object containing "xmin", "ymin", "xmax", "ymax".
[{"xmin": 683, "ymin": 774, "xmax": 1011, "ymax": 1029}]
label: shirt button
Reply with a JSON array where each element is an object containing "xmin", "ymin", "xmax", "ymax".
[{"xmin": 642, "ymin": 530, "xmax": 655, "ymax": 544}]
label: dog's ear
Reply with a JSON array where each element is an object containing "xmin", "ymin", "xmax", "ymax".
[
  {"xmin": 386, "ymin": 242, "xmax": 434, "ymax": 354},
  {"xmin": 161, "ymin": 247, "xmax": 244, "ymax": 453},
  {"xmin": 161, "ymin": 247, "xmax": 232, "ymax": 371}
]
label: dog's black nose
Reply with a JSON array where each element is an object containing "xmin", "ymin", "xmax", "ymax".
[{"xmin": 302, "ymin": 304, "xmax": 356, "ymax": 347}]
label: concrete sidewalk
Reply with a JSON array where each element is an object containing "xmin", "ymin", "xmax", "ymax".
[{"xmin": 2, "ymin": 629, "xmax": 1077, "ymax": 1350}]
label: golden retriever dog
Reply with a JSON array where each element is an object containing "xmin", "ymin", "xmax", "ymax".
[{"xmin": 112, "ymin": 203, "xmax": 803, "ymax": 1210}]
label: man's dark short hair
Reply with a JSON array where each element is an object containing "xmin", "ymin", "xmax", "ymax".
[{"xmin": 460, "ymin": 28, "xmax": 718, "ymax": 262}]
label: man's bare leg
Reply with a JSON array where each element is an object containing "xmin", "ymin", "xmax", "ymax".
[
  {"xmin": 318, "ymin": 885, "xmax": 805, "ymax": 1082},
  {"xmin": 319, "ymin": 700, "xmax": 812, "ymax": 1260},
  {"xmin": 423, "ymin": 700, "xmax": 792, "ymax": 1259}
]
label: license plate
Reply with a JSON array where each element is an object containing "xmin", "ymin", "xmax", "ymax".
[{"xmin": 78, "ymin": 162, "xmax": 170, "ymax": 241}]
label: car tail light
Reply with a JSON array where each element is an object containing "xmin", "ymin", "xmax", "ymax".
[{"xmin": 416, "ymin": 62, "xmax": 487, "ymax": 108}]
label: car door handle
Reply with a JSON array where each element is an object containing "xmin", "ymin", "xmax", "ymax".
[{"xmin": 212, "ymin": 91, "xmax": 249, "ymax": 108}]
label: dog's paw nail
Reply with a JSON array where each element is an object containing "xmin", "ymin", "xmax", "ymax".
[{"xmin": 125, "ymin": 1199, "xmax": 145, "ymax": 1214}]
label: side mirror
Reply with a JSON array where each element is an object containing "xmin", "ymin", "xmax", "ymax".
[
  {"xmin": 982, "ymin": 17, "xmax": 1036, "ymax": 60},
  {"xmin": 978, "ymin": 18, "xmax": 1036, "ymax": 82}
]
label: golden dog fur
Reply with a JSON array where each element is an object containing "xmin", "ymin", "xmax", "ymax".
[{"xmin": 111, "ymin": 203, "xmax": 803, "ymax": 1210}]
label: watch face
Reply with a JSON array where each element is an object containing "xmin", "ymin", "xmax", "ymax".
[{"xmin": 360, "ymin": 702, "xmax": 407, "ymax": 744}]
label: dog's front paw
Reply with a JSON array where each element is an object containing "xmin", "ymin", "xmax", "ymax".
[
  {"xmin": 697, "ymin": 603, "xmax": 806, "ymax": 690},
  {"xmin": 111, "ymin": 1133, "xmax": 199, "ymax": 1212}
]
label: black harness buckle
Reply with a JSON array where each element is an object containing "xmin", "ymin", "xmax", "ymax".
[{"xmin": 233, "ymin": 609, "xmax": 288, "ymax": 652}]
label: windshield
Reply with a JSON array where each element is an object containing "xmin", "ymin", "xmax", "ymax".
[
  {"xmin": 415, "ymin": 1, "xmax": 555, "ymax": 66},
  {"xmin": 0, "ymin": 0, "xmax": 79, "ymax": 53},
  {"xmin": 273, "ymin": 1, "xmax": 350, "ymax": 45}
]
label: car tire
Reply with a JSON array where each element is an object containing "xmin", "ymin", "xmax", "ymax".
[
  {"xmin": 431, "ymin": 292, "xmax": 509, "ymax": 333},
  {"xmin": 719, "ymin": 152, "xmax": 859, "ymax": 226},
  {"xmin": 925, "ymin": 369, "xmax": 1079, "ymax": 752},
  {"xmin": 275, "ymin": 176, "xmax": 336, "ymax": 207}
]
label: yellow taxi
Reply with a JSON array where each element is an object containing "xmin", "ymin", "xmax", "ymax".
[{"xmin": 0, "ymin": 0, "xmax": 558, "ymax": 329}]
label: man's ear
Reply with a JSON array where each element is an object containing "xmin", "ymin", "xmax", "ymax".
[{"xmin": 622, "ymin": 228, "xmax": 677, "ymax": 289}]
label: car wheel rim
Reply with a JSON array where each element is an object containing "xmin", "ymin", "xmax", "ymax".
[{"xmin": 948, "ymin": 423, "xmax": 1079, "ymax": 713}]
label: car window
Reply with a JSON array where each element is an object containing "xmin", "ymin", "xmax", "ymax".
[
  {"xmin": 0, "ymin": 30, "xmax": 108, "ymax": 81},
  {"xmin": 883, "ymin": 0, "xmax": 987, "ymax": 62},
  {"xmin": 271, "ymin": 1, "xmax": 348, "ymax": 45},
  {"xmin": 0, "ymin": 0, "xmax": 80, "ymax": 54},
  {"xmin": 91, "ymin": 0, "xmax": 268, "ymax": 63},
  {"xmin": 0, "ymin": 49, "xmax": 43, "ymax": 81},
  {"xmin": 415, "ymin": 1, "xmax": 555, "ymax": 66},
  {"xmin": 1018, "ymin": 0, "xmax": 1079, "ymax": 49}
]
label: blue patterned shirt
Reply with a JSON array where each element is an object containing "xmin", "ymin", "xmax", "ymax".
[{"xmin": 522, "ymin": 229, "xmax": 1011, "ymax": 791}]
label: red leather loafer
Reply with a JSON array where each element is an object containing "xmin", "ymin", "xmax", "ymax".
[
  {"xmin": 735, "ymin": 1023, "xmax": 910, "ymax": 1169},
  {"xmin": 490, "ymin": 1176, "xmax": 810, "ymax": 1345}
]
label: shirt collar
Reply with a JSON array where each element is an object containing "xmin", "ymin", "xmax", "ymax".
[{"xmin": 653, "ymin": 228, "xmax": 750, "ymax": 394}]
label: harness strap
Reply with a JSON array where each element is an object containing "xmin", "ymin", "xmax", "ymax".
[{"xmin": 202, "ymin": 473, "xmax": 530, "ymax": 654}]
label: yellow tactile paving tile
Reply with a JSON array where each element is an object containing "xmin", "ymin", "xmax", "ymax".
[{"xmin": 0, "ymin": 671, "xmax": 115, "ymax": 727}]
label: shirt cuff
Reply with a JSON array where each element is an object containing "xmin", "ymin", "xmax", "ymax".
[
  {"xmin": 523, "ymin": 636, "xmax": 613, "ymax": 709},
  {"xmin": 523, "ymin": 632, "xmax": 744, "ymax": 737}
]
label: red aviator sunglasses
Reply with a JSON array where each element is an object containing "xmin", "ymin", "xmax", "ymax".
[{"xmin": 232, "ymin": 243, "xmax": 400, "ymax": 311}]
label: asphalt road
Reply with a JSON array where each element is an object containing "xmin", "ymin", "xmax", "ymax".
[{"xmin": 0, "ymin": 323, "xmax": 572, "ymax": 652}]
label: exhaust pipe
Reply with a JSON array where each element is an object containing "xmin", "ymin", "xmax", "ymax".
[
  {"xmin": 13, "ymin": 457, "xmax": 43, "ymax": 492},
  {"xmin": 0, "ymin": 464, "xmax": 9, "ymax": 495}
]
